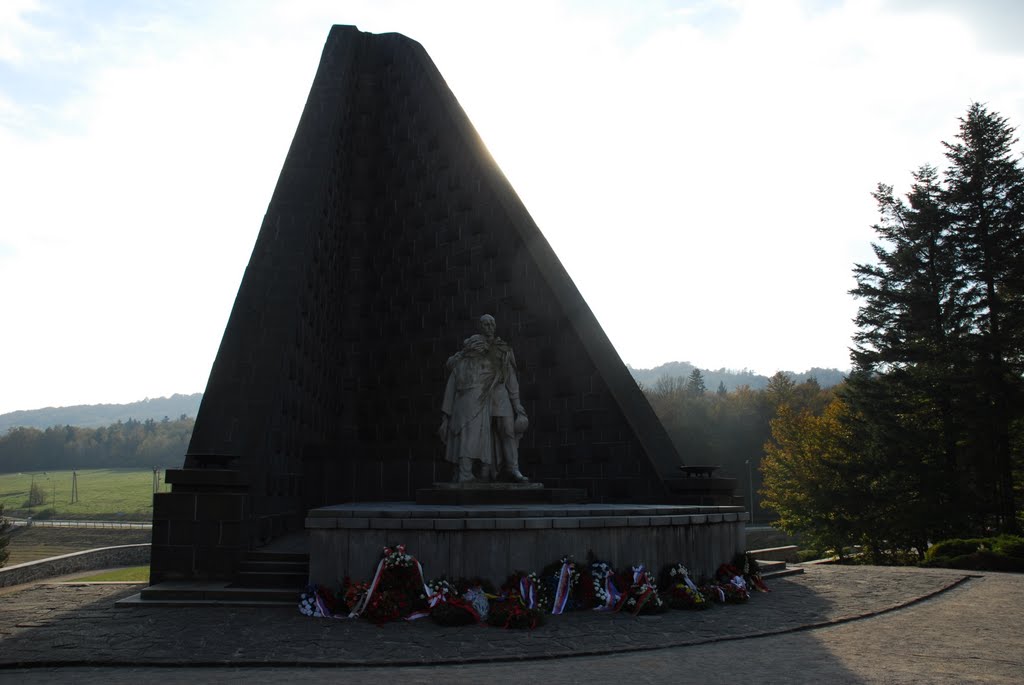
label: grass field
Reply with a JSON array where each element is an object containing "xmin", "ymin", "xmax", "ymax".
[
  {"xmin": 0, "ymin": 469, "xmax": 164, "ymax": 520},
  {"xmin": 74, "ymin": 565, "xmax": 149, "ymax": 582},
  {"xmin": 4, "ymin": 526, "xmax": 153, "ymax": 566}
]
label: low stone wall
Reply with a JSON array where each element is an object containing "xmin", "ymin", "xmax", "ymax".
[
  {"xmin": 0, "ymin": 544, "xmax": 151, "ymax": 588},
  {"xmin": 308, "ymin": 504, "xmax": 747, "ymax": 586}
]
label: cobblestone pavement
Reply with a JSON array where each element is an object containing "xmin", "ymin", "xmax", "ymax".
[{"xmin": 2, "ymin": 565, "xmax": 1021, "ymax": 683}]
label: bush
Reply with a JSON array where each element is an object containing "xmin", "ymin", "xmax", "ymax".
[
  {"xmin": 922, "ymin": 550, "xmax": 1024, "ymax": 573},
  {"xmin": 992, "ymin": 535, "xmax": 1024, "ymax": 560},
  {"xmin": 925, "ymin": 538, "xmax": 988, "ymax": 561},
  {"xmin": 24, "ymin": 482, "xmax": 46, "ymax": 507},
  {"xmin": 923, "ymin": 535, "xmax": 1024, "ymax": 573},
  {"xmin": 30, "ymin": 508, "xmax": 56, "ymax": 521},
  {"xmin": 797, "ymin": 549, "xmax": 825, "ymax": 562}
]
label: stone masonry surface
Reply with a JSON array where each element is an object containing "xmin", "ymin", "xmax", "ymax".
[
  {"xmin": 0, "ymin": 564, "xmax": 973, "ymax": 667},
  {"xmin": 4, "ymin": 567, "xmax": 1023, "ymax": 684}
]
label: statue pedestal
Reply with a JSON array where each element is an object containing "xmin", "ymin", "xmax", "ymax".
[
  {"xmin": 306, "ymin": 503, "xmax": 748, "ymax": 587},
  {"xmin": 416, "ymin": 482, "xmax": 587, "ymax": 505}
]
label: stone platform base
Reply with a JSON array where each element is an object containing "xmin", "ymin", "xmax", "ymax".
[
  {"xmin": 307, "ymin": 503, "xmax": 747, "ymax": 586},
  {"xmin": 416, "ymin": 482, "xmax": 587, "ymax": 505}
]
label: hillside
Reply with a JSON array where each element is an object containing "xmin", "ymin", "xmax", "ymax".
[
  {"xmin": 0, "ymin": 394, "xmax": 203, "ymax": 431},
  {"xmin": 627, "ymin": 362, "xmax": 846, "ymax": 391}
]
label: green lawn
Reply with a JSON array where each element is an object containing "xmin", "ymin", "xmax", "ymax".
[
  {"xmin": 0, "ymin": 469, "xmax": 163, "ymax": 520},
  {"xmin": 74, "ymin": 565, "xmax": 150, "ymax": 582}
]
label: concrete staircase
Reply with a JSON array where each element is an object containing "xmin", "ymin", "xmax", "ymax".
[
  {"xmin": 117, "ymin": 535, "xmax": 310, "ymax": 608},
  {"xmin": 232, "ymin": 550, "xmax": 309, "ymax": 589},
  {"xmin": 748, "ymin": 545, "xmax": 805, "ymax": 579}
]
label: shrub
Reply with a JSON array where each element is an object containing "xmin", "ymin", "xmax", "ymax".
[
  {"xmin": 924, "ymin": 550, "xmax": 1024, "ymax": 573},
  {"xmin": 992, "ymin": 535, "xmax": 1024, "ymax": 560},
  {"xmin": 25, "ymin": 482, "xmax": 46, "ymax": 507},
  {"xmin": 925, "ymin": 538, "xmax": 988, "ymax": 561}
]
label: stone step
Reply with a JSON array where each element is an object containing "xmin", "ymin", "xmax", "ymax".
[
  {"xmin": 753, "ymin": 558, "xmax": 805, "ymax": 580},
  {"xmin": 121, "ymin": 581, "xmax": 301, "ymax": 607},
  {"xmin": 233, "ymin": 570, "xmax": 308, "ymax": 589},
  {"xmin": 747, "ymin": 545, "xmax": 800, "ymax": 563},
  {"xmin": 761, "ymin": 566, "xmax": 805, "ymax": 580},
  {"xmin": 754, "ymin": 559, "xmax": 787, "ymax": 573},
  {"xmin": 117, "ymin": 592, "xmax": 296, "ymax": 608},
  {"xmin": 247, "ymin": 551, "xmax": 309, "ymax": 563},
  {"xmin": 237, "ymin": 559, "xmax": 310, "ymax": 574}
]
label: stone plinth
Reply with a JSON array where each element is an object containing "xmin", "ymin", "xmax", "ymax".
[
  {"xmin": 307, "ymin": 503, "xmax": 746, "ymax": 586},
  {"xmin": 415, "ymin": 482, "xmax": 587, "ymax": 505}
]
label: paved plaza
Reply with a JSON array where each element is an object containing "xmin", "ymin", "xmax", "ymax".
[{"xmin": 1, "ymin": 564, "xmax": 1021, "ymax": 683}]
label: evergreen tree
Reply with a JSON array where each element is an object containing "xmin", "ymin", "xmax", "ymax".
[
  {"xmin": 850, "ymin": 166, "xmax": 971, "ymax": 535},
  {"xmin": 942, "ymin": 103, "xmax": 1024, "ymax": 532},
  {"xmin": 847, "ymin": 103, "xmax": 1024, "ymax": 536},
  {"xmin": 685, "ymin": 368, "xmax": 706, "ymax": 397}
]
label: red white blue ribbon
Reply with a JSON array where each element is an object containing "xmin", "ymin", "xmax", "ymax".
[
  {"xmin": 348, "ymin": 557, "xmax": 386, "ymax": 618},
  {"xmin": 601, "ymin": 575, "xmax": 622, "ymax": 611},
  {"xmin": 551, "ymin": 562, "xmax": 573, "ymax": 615},
  {"xmin": 314, "ymin": 589, "xmax": 335, "ymax": 618},
  {"xmin": 519, "ymin": 576, "xmax": 537, "ymax": 609}
]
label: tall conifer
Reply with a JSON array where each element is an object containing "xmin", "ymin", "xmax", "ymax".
[{"xmin": 942, "ymin": 103, "xmax": 1024, "ymax": 531}]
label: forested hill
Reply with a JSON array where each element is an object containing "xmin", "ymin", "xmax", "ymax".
[
  {"xmin": 628, "ymin": 362, "xmax": 846, "ymax": 391},
  {"xmin": 0, "ymin": 394, "xmax": 203, "ymax": 432}
]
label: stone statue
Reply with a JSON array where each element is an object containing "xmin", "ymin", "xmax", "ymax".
[{"xmin": 438, "ymin": 314, "xmax": 529, "ymax": 483}]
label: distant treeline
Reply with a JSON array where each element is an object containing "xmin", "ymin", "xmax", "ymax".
[
  {"xmin": 0, "ymin": 393, "xmax": 202, "ymax": 432},
  {"xmin": 628, "ymin": 362, "xmax": 846, "ymax": 392},
  {"xmin": 641, "ymin": 369, "xmax": 832, "ymax": 521},
  {"xmin": 0, "ymin": 416, "xmax": 194, "ymax": 472}
]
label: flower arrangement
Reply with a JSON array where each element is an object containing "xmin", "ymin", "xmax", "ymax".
[
  {"xmin": 299, "ymin": 543, "xmax": 767, "ymax": 628},
  {"xmin": 658, "ymin": 563, "xmax": 709, "ymax": 610},
  {"xmin": 342, "ymin": 578, "xmax": 369, "ymax": 613},
  {"xmin": 589, "ymin": 560, "xmax": 622, "ymax": 611},
  {"xmin": 503, "ymin": 571, "xmax": 549, "ymax": 612},
  {"xmin": 299, "ymin": 585, "xmax": 327, "ymax": 617},
  {"xmin": 347, "ymin": 544, "xmax": 430, "ymax": 622},
  {"xmin": 700, "ymin": 581, "xmax": 727, "ymax": 603},
  {"xmin": 485, "ymin": 571, "xmax": 546, "ymax": 628},
  {"xmin": 487, "ymin": 592, "xmax": 546, "ymax": 629},
  {"xmin": 299, "ymin": 581, "xmax": 346, "ymax": 614},
  {"xmin": 540, "ymin": 555, "xmax": 582, "ymax": 614},
  {"xmin": 736, "ymin": 553, "xmax": 770, "ymax": 593},
  {"xmin": 714, "ymin": 563, "xmax": 750, "ymax": 603},
  {"xmin": 620, "ymin": 564, "xmax": 666, "ymax": 615},
  {"xmin": 424, "ymin": 577, "xmax": 492, "ymax": 626}
]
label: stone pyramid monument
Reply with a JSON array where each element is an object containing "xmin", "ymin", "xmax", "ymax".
[{"xmin": 151, "ymin": 26, "xmax": 725, "ymax": 583}]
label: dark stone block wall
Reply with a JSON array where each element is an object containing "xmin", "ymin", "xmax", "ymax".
[{"xmin": 151, "ymin": 26, "xmax": 690, "ymax": 582}]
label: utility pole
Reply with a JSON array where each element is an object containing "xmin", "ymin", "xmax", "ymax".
[{"xmin": 70, "ymin": 470, "xmax": 79, "ymax": 504}]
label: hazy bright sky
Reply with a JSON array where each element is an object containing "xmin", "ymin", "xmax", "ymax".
[{"xmin": 2, "ymin": 0, "xmax": 1023, "ymax": 414}]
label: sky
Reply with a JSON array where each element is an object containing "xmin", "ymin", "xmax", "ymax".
[{"xmin": 2, "ymin": 0, "xmax": 1024, "ymax": 415}]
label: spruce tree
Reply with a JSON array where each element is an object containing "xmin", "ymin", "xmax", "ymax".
[
  {"xmin": 685, "ymin": 368, "xmax": 706, "ymax": 397},
  {"xmin": 850, "ymin": 166, "xmax": 971, "ymax": 535},
  {"xmin": 942, "ymin": 103, "xmax": 1024, "ymax": 532}
]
